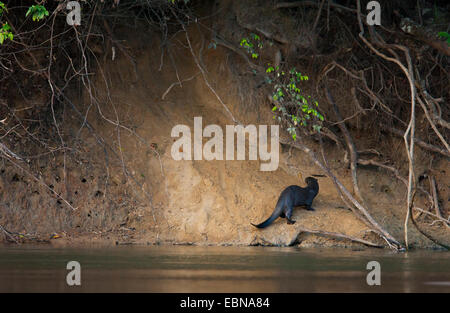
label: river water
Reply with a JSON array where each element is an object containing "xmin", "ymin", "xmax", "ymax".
[{"xmin": 0, "ymin": 245, "xmax": 449, "ymax": 292}]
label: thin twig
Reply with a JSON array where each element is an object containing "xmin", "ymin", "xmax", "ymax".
[{"xmin": 161, "ymin": 73, "xmax": 200, "ymax": 100}]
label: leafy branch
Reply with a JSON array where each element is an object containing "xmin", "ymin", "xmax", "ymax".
[
  {"xmin": 0, "ymin": 2, "xmax": 49, "ymax": 45},
  {"xmin": 25, "ymin": 4, "xmax": 49, "ymax": 22},
  {"xmin": 239, "ymin": 33, "xmax": 264, "ymax": 59},
  {"xmin": 0, "ymin": 22, "xmax": 12, "ymax": 44},
  {"xmin": 270, "ymin": 66, "xmax": 323, "ymax": 140},
  {"xmin": 239, "ymin": 34, "xmax": 324, "ymax": 141}
]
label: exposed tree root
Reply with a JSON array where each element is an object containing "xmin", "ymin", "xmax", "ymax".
[
  {"xmin": 291, "ymin": 227, "xmax": 383, "ymax": 248},
  {"xmin": 408, "ymin": 192, "xmax": 450, "ymax": 250}
]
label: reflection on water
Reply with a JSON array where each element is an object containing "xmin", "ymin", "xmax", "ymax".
[{"xmin": 0, "ymin": 245, "xmax": 449, "ymax": 292}]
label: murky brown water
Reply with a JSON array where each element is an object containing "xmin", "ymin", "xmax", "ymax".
[{"xmin": 0, "ymin": 245, "xmax": 449, "ymax": 292}]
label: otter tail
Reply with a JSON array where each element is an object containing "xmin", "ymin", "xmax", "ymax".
[{"xmin": 251, "ymin": 201, "xmax": 283, "ymax": 228}]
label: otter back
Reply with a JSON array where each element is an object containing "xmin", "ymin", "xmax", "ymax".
[{"xmin": 251, "ymin": 177, "xmax": 319, "ymax": 228}]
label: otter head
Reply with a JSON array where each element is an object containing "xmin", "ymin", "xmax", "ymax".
[{"xmin": 305, "ymin": 176, "xmax": 318, "ymax": 186}]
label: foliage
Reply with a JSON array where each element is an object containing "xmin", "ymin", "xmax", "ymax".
[
  {"xmin": 0, "ymin": 22, "xmax": 12, "ymax": 44},
  {"xmin": 0, "ymin": 2, "xmax": 12, "ymax": 44},
  {"xmin": 437, "ymin": 31, "xmax": 450, "ymax": 46},
  {"xmin": 26, "ymin": 5, "xmax": 49, "ymax": 22},
  {"xmin": 239, "ymin": 34, "xmax": 323, "ymax": 141},
  {"xmin": 268, "ymin": 66, "xmax": 323, "ymax": 140},
  {"xmin": 0, "ymin": 2, "xmax": 7, "ymax": 15},
  {"xmin": 240, "ymin": 33, "xmax": 263, "ymax": 59},
  {"xmin": 0, "ymin": 2, "xmax": 50, "ymax": 45}
]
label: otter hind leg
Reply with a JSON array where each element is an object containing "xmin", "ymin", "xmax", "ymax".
[
  {"xmin": 287, "ymin": 219, "xmax": 296, "ymax": 224},
  {"xmin": 285, "ymin": 207, "xmax": 296, "ymax": 224}
]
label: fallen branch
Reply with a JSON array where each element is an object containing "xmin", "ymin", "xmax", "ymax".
[
  {"xmin": 292, "ymin": 227, "xmax": 383, "ymax": 248},
  {"xmin": 0, "ymin": 225, "xmax": 19, "ymax": 244}
]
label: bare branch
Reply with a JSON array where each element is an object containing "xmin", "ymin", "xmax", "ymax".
[{"xmin": 292, "ymin": 227, "xmax": 383, "ymax": 248}]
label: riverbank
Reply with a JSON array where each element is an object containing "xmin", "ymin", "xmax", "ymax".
[{"xmin": 1, "ymin": 3, "xmax": 448, "ymax": 250}]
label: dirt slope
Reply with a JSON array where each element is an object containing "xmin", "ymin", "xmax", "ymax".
[{"xmin": 0, "ymin": 25, "xmax": 448, "ymax": 249}]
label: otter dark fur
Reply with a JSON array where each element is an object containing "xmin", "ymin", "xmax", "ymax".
[{"xmin": 251, "ymin": 177, "xmax": 319, "ymax": 228}]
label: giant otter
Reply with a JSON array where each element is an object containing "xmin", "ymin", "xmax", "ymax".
[{"xmin": 251, "ymin": 177, "xmax": 319, "ymax": 228}]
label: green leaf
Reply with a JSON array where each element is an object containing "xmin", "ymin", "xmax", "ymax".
[
  {"xmin": 0, "ymin": 2, "xmax": 7, "ymax": 15},
  {"xmin": 26, "ymin": 5, "xmax": 49, "ymax": 22},
  {"xmin": 439, "ymin": 32, "xmax": 450, "ymax": 45}
]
